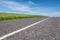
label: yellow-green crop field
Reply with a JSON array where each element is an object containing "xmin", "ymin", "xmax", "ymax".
[{"xmin": 0, "ymin": 12, "xmax": 47, "ymax": 21}]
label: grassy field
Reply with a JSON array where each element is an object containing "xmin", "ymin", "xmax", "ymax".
[{"xmin": 0, "ymin": 12, "xmax": 47, "ymax": 21}]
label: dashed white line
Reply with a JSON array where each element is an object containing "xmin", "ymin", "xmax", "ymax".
[{"xmin": 0, "ymin": 18, "xmax": 49, "ymax": 40}]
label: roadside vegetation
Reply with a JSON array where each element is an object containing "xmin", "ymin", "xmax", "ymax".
[{"xmin": 0, "ymin": 12, "xmax": 48, "ymax": 21}]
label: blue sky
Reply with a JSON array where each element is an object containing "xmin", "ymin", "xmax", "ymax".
[{"xmin": 0, "ymin": 0, "xmax": 60, "ymax": 17}]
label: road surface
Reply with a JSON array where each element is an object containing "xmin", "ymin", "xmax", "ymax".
[{"xmin": 0, "ymin": 17, "xmax": 60, "ymax": 40}]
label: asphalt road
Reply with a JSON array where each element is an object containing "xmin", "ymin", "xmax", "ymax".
[
  {"xmin": 0, "ymin": 17, "xmax": 60, "ymax": 40},
  {"xmin": 0, "ymin": 18, "xmax": 45, "ymax": 37}
]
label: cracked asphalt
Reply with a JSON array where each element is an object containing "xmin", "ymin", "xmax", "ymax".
[{"xmin": 0, "ymin": 17, "xmax": 60, "ymax": 40}]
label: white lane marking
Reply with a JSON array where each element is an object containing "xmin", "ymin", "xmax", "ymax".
[{"xmin": 0, "ymin": 18, "xmax": 49, "ymax": 40}]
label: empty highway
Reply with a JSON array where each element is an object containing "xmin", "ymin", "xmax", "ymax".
[{"xmin": 0, "ymin": 17, "xmax": 60, "ymax": 40}]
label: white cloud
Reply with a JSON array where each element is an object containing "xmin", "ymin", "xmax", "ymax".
[
  {"xmin": 0, "ymin": 0, "xmax": 52, "ymax": 14},
  {"xmin": 28, "ymin": 1, "xmax": 36, "ymax": 5},
  {"xmin": 52, "ymin": 12, "xmax": 60, "ymax": 17},
  {"xmin": 0, "ymin": 1, "xmax": 31, "ymax": 12}
]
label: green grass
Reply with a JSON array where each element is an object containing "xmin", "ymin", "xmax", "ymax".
[{"xmin": 0, "ymin": 12, "xmax": 48, "ymax": 21}]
